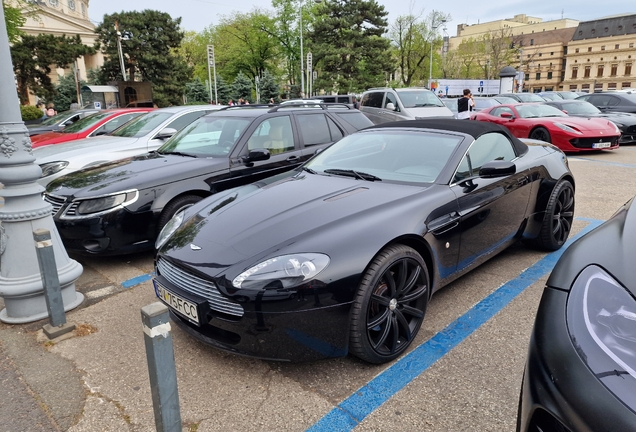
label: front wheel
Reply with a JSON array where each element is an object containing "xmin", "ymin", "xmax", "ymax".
[
  {"xmin": 349, "ymin": 245, "xmax": 430, "ymax": 363},
  {"xmin": 157, "ymin": 194, "xmax": 202, "ymax": 233},
  {"xmin": 535, "ymin": 180, "xmax": 575, "ymax": 251},
  {"xmin": 529, "ymin": 127, "xmax": 551, "ymax": 143}
]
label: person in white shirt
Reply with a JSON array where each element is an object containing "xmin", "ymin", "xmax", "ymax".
[{"xmin": 457, "ymin": 89, "xmax": 475, "ymax": 120}]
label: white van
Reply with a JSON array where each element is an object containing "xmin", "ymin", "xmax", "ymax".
[{"xmin": 359, "ymin": 87, "xmax": 454, "ymax": 124}]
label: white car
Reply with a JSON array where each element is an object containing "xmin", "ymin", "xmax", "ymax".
[{"xmin": 35, "ymin": 105, "xmax": 222, "ymax": 186}]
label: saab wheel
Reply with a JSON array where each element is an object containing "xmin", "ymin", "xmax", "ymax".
[
  {"xmin": 535, "ymin": 180, "xmax": 574, "ymax": 251},
  {"xmin": 529, "ymin": 127, "xmax": 551, "ymax": 143},
  {"xmin": 349, "ymin": 245, "xmax": 430, "ymax": 364},
  {"xmin": 157, "ymin": 194, "xmax": 202, "ymax": 232}
]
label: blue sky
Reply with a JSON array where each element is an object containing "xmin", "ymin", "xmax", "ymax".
[{"xmin": 89, "ymin": 0, "xmax": 633, "ymax": 36}]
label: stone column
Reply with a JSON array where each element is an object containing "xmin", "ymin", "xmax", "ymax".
[{"xmin": 0, "ymin": 6, "xmax": 83, "ymax": 323}]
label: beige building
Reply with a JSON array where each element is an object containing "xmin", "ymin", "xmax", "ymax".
[
  {"xmin": 561, "ymin": 14, "xmax": 636, "ymax": 93},
  {"xmin": 15, "ymin": 0, "xmax": 104, "ymax": 104}
]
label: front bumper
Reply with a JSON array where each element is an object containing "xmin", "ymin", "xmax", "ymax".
[{"xmin": 518, "ymin": 287, "xmax": 636, "ymax": 431}]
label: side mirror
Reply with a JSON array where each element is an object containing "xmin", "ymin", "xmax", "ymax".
[
  {"xmin": 243, "ymin": 148, "xmax": 270, "ymax": 164},
  {"xmin": 500, "ymin": 112, "xmax": 514, "ymax": 119},
  {"xmin": 155, "ymin": 127, "xmax": 177, "ymax": 140},
  {"xmin": 385, "ymin": 102, "xmax": 396, "ymax": 111},
  {"xmin": 479, "ymin": 160, "xmax": 516, "ymax": 178},
  {"xmin": 562, "ymin": 110, "xmax": 568, "ymax": 114},
  {"xmin": 94, "ymin": 131, "xmax": 108, "ymax": 136}
]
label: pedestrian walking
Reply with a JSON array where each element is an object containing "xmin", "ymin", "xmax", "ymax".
[{"xmin": 457, "ymin": 89, "xmax": 474, "ymax": 120}]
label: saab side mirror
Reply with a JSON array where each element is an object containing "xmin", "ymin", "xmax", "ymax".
[
  {"xmin": 479, "ymin": 160, "xmax": 516, "ymax": 178},
  {"xmin": 385, "ymin": 102, "xmax": 396, "ymax": 111},
  {"xmin": 155, "ymin": 128, "xmax": 177, "ymax": 140},
  {"xmin": 243, "ymin": 148, "xmax": 270, "ymax": 164},
  {"xmin": 500, "ymin": 112, "xmax": 515, "ymax": 120}
]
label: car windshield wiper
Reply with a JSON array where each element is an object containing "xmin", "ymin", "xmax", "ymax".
[
  {"xmin": 323, "ymin": 168, "xmax": 382, "ymax": 181},
  {"xmin": 160, "ymin": 151, "xmax": 197, "ymax": 158},
  {"xmin": 302, "ymin": 166, "xmax": 317, "ymax": 174},
  {"xmin": 413, "ymin": 103, "xmax": 442, "ymax": 107}
]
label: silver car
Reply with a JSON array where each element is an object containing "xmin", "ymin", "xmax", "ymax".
[
  {"xmin": 35, "ymin": 105, "xmax": 222, "ymax": 186},
  {"xmin": 359, "ymin": 87, "xmax": 454, "ymax": 124}
]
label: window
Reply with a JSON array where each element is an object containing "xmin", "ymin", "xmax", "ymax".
[
  {"xmin": 575, "ymin": 48, "xmax": 580, "ymax": 53},
  {"xmin": 550, "ymin": 52, "xmax": 554, "ymax": 55},
  {"xmin": 385, "ymin": 92, "xmax": 399, "ymax": 110},
  {"xmin": 68, "ymin": 0, "xmax": 75, "ymax": 10},
  {"xmin": 570, "ymin": 85, "xmax": 578, "ymax": 90},
  {"xmin": 597, "ymin": 65, "xmax": 604, "ymax": 77},
  {"xmin": 164, "ymin": 111, "xmax": 210, "ymax": 134},
  {"xmin": 247, "ymin": 116, "xmax": 294, "ymax": 154},
  {"xmin": 588, "ymin": 47, "xmax": 592, "ymax": 52},
  {"xmin": 90, "ymin": 113, "xmax": 145, "ymax": 136},
  {"xmin": 584, "ymin": 66, "xmax": 591, "ymax": 78},
  {"xmin": 608, "ymin": 83, "xmax": 617, "ymax": 90},
  {"xmin": 547, "ymin": 72, "xmax": 553, "ymax": 80},
  {"xmin": 525, "ymin": 73, "xmax": 529, "ymax": 81},
  {"xmin": 582, "ymin": 84, "xmax": 590, "ymax": 90},
  {"xmin": 297, "ymin": 114, "xmax": 336, "ymax": 146},
  {"xmin": 49, "ymin": 0, "xmax": 58, "ymax": 5},
  {"xmin": 536, "ymin": 72, "xmax": 541, "ymax": 80},
  {"xmin": 622, "ymin": 82, "xmax": 632, "ymax": 88},
  {"xmin": 361, "ymin": 92, "xmax": 383, "ymax": 108},
  {"xmin": 626, "ymin": 63, "xmax": 633, "ymax": 76},
  {"xmin": 539, "ymin": 53, "xmax": 542, "ymax": 57},
  {"xmin": 601, "ymin": 46, "xmax": 605, "ymax": 51},
  {"xmin": 611, "ymin": 64, "xmax": 618, "ymax": 76},
  {"xmin": 453, "ymin": 133, "xmax": 516, "ymax": 183},
  {"xmin": 631, "ymin": 43, "xmax": 635, "ymax": 48},
  {"xmin": 530, "ymin": 39, "xmax": 534, "ymax": 46},
  {"xmin": 615, "ymin": 44, "xmax": 620, "ymax": 49},
  {"xmin": 81, "ymin": 3, "xmax": 86, "ymax": 16}
]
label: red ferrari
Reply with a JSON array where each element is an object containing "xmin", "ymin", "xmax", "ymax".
[
  {"xmin": 31, "ymin": 108, "xmax": 153, "ymax": 148},
  {"xmin": 472, "ymin": 103, "xmax": 620, "ymax": 152}
]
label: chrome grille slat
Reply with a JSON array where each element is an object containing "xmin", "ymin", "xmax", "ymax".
[
  {"xmin": 43, "ymin": 193, "xmax": 67, "ymax": 216},
  {"xmin": 157, "ymin": 258, "xmax": 244, "ymax": 317},
  {"xmin": 65, "ymin": 202, "xmax": 80, "ymax": 216}
]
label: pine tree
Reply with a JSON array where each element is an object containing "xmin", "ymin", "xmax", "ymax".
[
  {"xmin": 53, "ymin": 74, "xmax": 86, "ymax": 112},
  {"xmin": 185, "ymin": 78, "xmax": 209, "ymax": 104},
  {"xmin": 232, "ymin": 72, "xmax": 253, "ymax": 101},
  {"xmin": 258, "ymin": 71, "xmax": 280, "ymax": 103}
]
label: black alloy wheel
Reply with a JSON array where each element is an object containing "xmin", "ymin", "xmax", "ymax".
[
  {"xmin": 349, "ymin": 245, "xmax": 430, "ymax": 363},
  {"xmin": 536, "ymin": 180, "xmax": 575, "ymax": 251},
  {"xmin": 529, "ymin": 127, "xmax": 552, "ymax": 143}
]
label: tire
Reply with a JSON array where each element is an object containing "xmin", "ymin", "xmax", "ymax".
[
  {"xmin": 534, "ymin": 180, "xmax": 575, "ymax": 251},
  {"xmin": 529, "ymin": 127, "xmax": 551, "ymax": 143},
  {"xmin": 349, "ymin": 245, "xmax": 430, "ymax": 363},
  {"xmin": 157, "ymin": 194, "xmax": 202, "ymax": 232}
]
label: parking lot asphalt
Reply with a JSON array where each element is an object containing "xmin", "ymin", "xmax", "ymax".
[{"xmin": 1, "ymin": 146, "xmax": 635, "ymax": 431}]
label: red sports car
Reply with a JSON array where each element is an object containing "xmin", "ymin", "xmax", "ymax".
[
  {"xmin": 471, "ymin": 103, "xmax": 620, "ymax": 152},
  {"xmin": 31, "ymin": 108, "xmax": 153, "ymax": 148}
]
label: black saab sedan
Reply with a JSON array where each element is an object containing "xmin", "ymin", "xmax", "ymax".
[
  {"xmin": 518, "ymin": 197, "xmax": 636, "ymax": 432},
  {"xmin": 153, "ymin": 119, "xmax": 576, "ymax": 363},
  {"xmin": 43, "ymin": 104, "xmax": 372, "ymax": 255}
]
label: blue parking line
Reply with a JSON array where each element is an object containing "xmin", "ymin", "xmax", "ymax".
[
  {"xmin": 307, "ymin": 218, "xmax": 604, "ymax": 432},
  {"xmin": 121, "ymin": 273, "xmax": 154, "ymax": 288},
  {"xmin": 568, "ymin": 156, "xmax": 636, "ymax": 169}
]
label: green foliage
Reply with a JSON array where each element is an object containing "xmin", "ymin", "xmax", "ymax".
[
  {"xmin": 308, "ymin": 0, "xmax": 393, "ymax": 94},
  {"xmin": 214, "ymin": 76, "xmax": 232, "ymax": 104},
  {"xmin": 86, "ymin": 68, "xmax": 104, "ymax": 85},
  {"xmin": 94, "ymin": 10, "xmax": 192, "ymax": 107},
  {"xmin": 20, "ymin": 104, "xmax": 44, "ymax": 121},
  {"xmin": 258, "ymin": 70, "xmax": 280, "ymax": 102},
  {"xmin": 53, "ymin": 73, "xmax": 85, "ymax": 112},
  {"xmin": 232, "ymin": 71, "xmax": 253, "ymax": 100},
  {"xmin": 185, "ymin": 78, "xmax": 209, "ymax": 104},
  {"xmin": 10, "ymin": 34, "xmax": 94, "ymax": 104},
  {"xmin": 3, "ymin": 2, "xmax": 25, "ymax": 43}
]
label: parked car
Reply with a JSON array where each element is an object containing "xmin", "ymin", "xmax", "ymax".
[
  {"xmin": 279, "ymin": 99, "xmax": 323, "ymax": 105},
  {"xmin": 493, "ymin": 96, "xmax": 518, "ymax": 104},
  {"xmin": 473, "ymin": 96, "xmax": 506, "ymax": 111},
  {"xmin": 472, "ymin": 103, "xmax": 620, "ymax": 152},
  {"xmin": 545, "ymin": 99, "xmax": 636, "ymax": 145},
  {"xmin": 26, "ymin": 109, "xmax": 99, "ymax": 136},
  {"xmin": 577, "ymin": 91, "xmax": 636, "ymax": 114},
  {"xmin": 518, "ymin": 196, "xmax": 636, "ymax": 432},
  {"xmin": 496, "ymin": 93, "xmax": 547, "ymax": 103},
  {"xmin": 537, "ymin": 92, "xmax": 563, "ymax": 101},
  {"xmin": 312, "ymin": 94, "xmax": 357, "ymax": 104},
  {"xmin": 442, "ymin": 98, "xmax": 458, "ymax": 118},
  {"xmin": 43, "ymin": 104, "xmax": 373, "ymax": 256},
  {"xmin": 30, "ymin": 109, "xmax": 152, "ymax": 148},
  {"xmin": 35, "ymin": 105, "xmax": 219, "ymax": 186},
  {"xmin": 359, "ymin": 87, "xmax": 454, "ymax": 124},
  {"xmin": 153, "ymin": 119, "xmax": 575, "ymax": 363}
]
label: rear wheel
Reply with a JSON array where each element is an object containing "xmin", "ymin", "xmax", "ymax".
[
  {"xmin": 529, "ymin": 127, "xmax": 551, "ymax": 143},
  {"xmin": 349, "ymin": 245, "xmax": 430, "ymax": 363},
  {"xmin": 535, "ymin": 180, "xmax": 574, "ymax": 251},
  {"xmin": 157, "ymin": 194, "xmax": 202, "ymax": 232}
]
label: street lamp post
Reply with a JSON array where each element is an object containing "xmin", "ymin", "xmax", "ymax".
[
  {"xmin": 115, "ymin": 21, "xmax": 129, "ymax": 82},
  {"xmin": 428, "ymin": 16, "xmax": 447, "ymax": 90},
  {"xmin": 0, "ymin": 6, "xmax": 83, "ymax": 323},
  {"xmin": 299, "ymin": 0, "xmax": 321, "ymax": 97}
]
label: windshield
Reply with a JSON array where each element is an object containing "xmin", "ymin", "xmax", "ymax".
[
  {"xmin": 559, "ymin": 92, "xmax": 580, "ymax": 100},
  {"xmin": 61, "ymin": 112, "xmax": 111, "ymax": 133},
  {"xmin": 397, "ymin": 90, "xmax": 445, "ymax": 108},
  {"xmin": 158, "ymin": 116, "xmax": 251, "ymax": 157},
  {"xmin": 40, "ymin": 111, "xmax": 72, "ymax": 126},
  {"xmin": 516, "ymin": 104, "xmax": 568, "ymax": 118},
  {"xmin": 305, "ymin": 130, "xmax": 460, "ymax": 184},
  {"xmin": 474, "ymin": 99, "xmax": 499, "ymax": 110},
  {"xmin": 111, "ymin": 111, "xmax": 172, "ymax": 137},
  {"xmin": 517, "ymin": 93, "xmax": 547, "ymax": 102},
  {"xmin": 559, "ymin": 102, "xmax": 601, "ymax": 115}
]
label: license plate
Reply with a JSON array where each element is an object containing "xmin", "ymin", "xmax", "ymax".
[
  {"xmin": 592, "ymin": 142, "xmax": 612, "ymax": 149},
  {"xmin": 154, "ymin": 280, "xmax": 200, "ymax": 325}
]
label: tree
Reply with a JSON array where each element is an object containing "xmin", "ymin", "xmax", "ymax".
[
  {"xmin": 259, "ymin": 70, "xmax": 280, "ymax": 102},
  {"xmin": 10, "ymin": 34, "xmax": 93, "ymax": 103},
  {"xmin": 53, "ymin": 73, "xmax": 85, "ymax": 112},
  {"xmin": 308, "ymin": 0, "xmax": 393, "ymax": 94},
  {"xmin": 232, "ymin": 71, "xmax": 253, "ymax": 100},
  {"xmin": 94, "ymin": 10, "xmax": 192, "ymax": 107},
  {"xmin": 185, "ymin": 78, "xmax": 209, "ymax": 104},
  {"xmin": 3, "ymin": 0, "xmax": 39, "ymax": 43}
]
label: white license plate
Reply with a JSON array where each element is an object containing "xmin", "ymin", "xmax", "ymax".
[
  {"xmin": 592, "ymin": 142, "xmax": 612, "ymax": 149},
  {"xmin": 154, "ymin": 280, "xmax": 200, "ymax": 325}
]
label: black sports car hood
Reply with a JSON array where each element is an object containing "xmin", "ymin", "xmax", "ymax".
[
  {"xmin": 547, "ymin": 196, "xmax": 636, "ymax": 295},
  {"xmin": 160, "ymin": 172, "xmax": 431, "ymax": 275},
  {"xmin": 46, "ymin": 152, "xmax": 228, "ymax": 198}
]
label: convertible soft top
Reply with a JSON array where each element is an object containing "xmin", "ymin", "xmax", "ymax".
[{"xmin": 369, "ymin": 119, "xmax": 529, "ymax": 156}]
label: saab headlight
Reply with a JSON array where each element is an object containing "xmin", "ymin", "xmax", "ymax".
[
  {"xmin": 155, "ymin": 210, "xmax": 186, "ymax": 250},
  {"xmin": 566, "ymin": 265, "xmax": 636, "ymax": 411},
  {"xmin": 68, "ymin": 190, "xmax": 138, "ymax": 218},
  {"xmin": 233, "ymin": 253, "xmax": 330, "ymax": 290},
  {"xmin": 554, "ymin": 123, "xmax": 582, "ymax": 134},
  {"xmin": 40, "ymin": 161, "xmax": 69, "ymax": 178}
]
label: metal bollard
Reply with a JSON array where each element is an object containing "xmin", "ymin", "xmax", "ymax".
[
  {"xmin": 34, "ymin": 229, "xmax": 76, "ymax": 339},
  {"xmin": 141, "ymin": 302, "xmax": 182, "ymax": 432}
]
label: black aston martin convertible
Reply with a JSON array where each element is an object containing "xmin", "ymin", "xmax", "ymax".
[{"xmin": 154, "ymin": 119, "xmax": 576, "ymax": 363}]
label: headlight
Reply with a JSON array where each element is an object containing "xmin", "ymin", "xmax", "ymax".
[
  {"xmin": 69, "ymin": 190, "xmax": 138, "ymax": 218},
  {"xmin": 566, "ymin": 265, "xmax": 636, "ymax": 410},
  {"xmin": 554, "ymin": 123, "xmax": 582, "ymax": 134},
  {"xmin": 233, "ymin": 253, "xmax": 330, "ymax": 290},
  {"xmin": 609, "ymin": 121, "xmax": 622, "ymax": 134},
  {"xmin": 155, "ymin": 210, "xmax": 186, "ymax": 250},
  {"xmin": 40, "ymin": 161, "xmax": 69, "ymax": 178}
]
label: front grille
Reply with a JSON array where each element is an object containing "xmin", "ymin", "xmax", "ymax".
[
  {"xmin": 157, "ymin": 257, "xmax": 244, "ymax": 317},
  {"xmin": 64, "ymin": 202, "xmax": 80, "ymax": 217},
  {"xmin": 569, "ymin": 136, "xmax": 618, "ymax": 149},
  {"xmin": 43, "ymin": 193, "xmax": 67, "ymax": 216}
]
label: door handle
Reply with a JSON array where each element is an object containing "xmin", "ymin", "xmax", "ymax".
[{"xmin": 286, "ymin": 155, "xmax": 299, "ymax": 162}]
